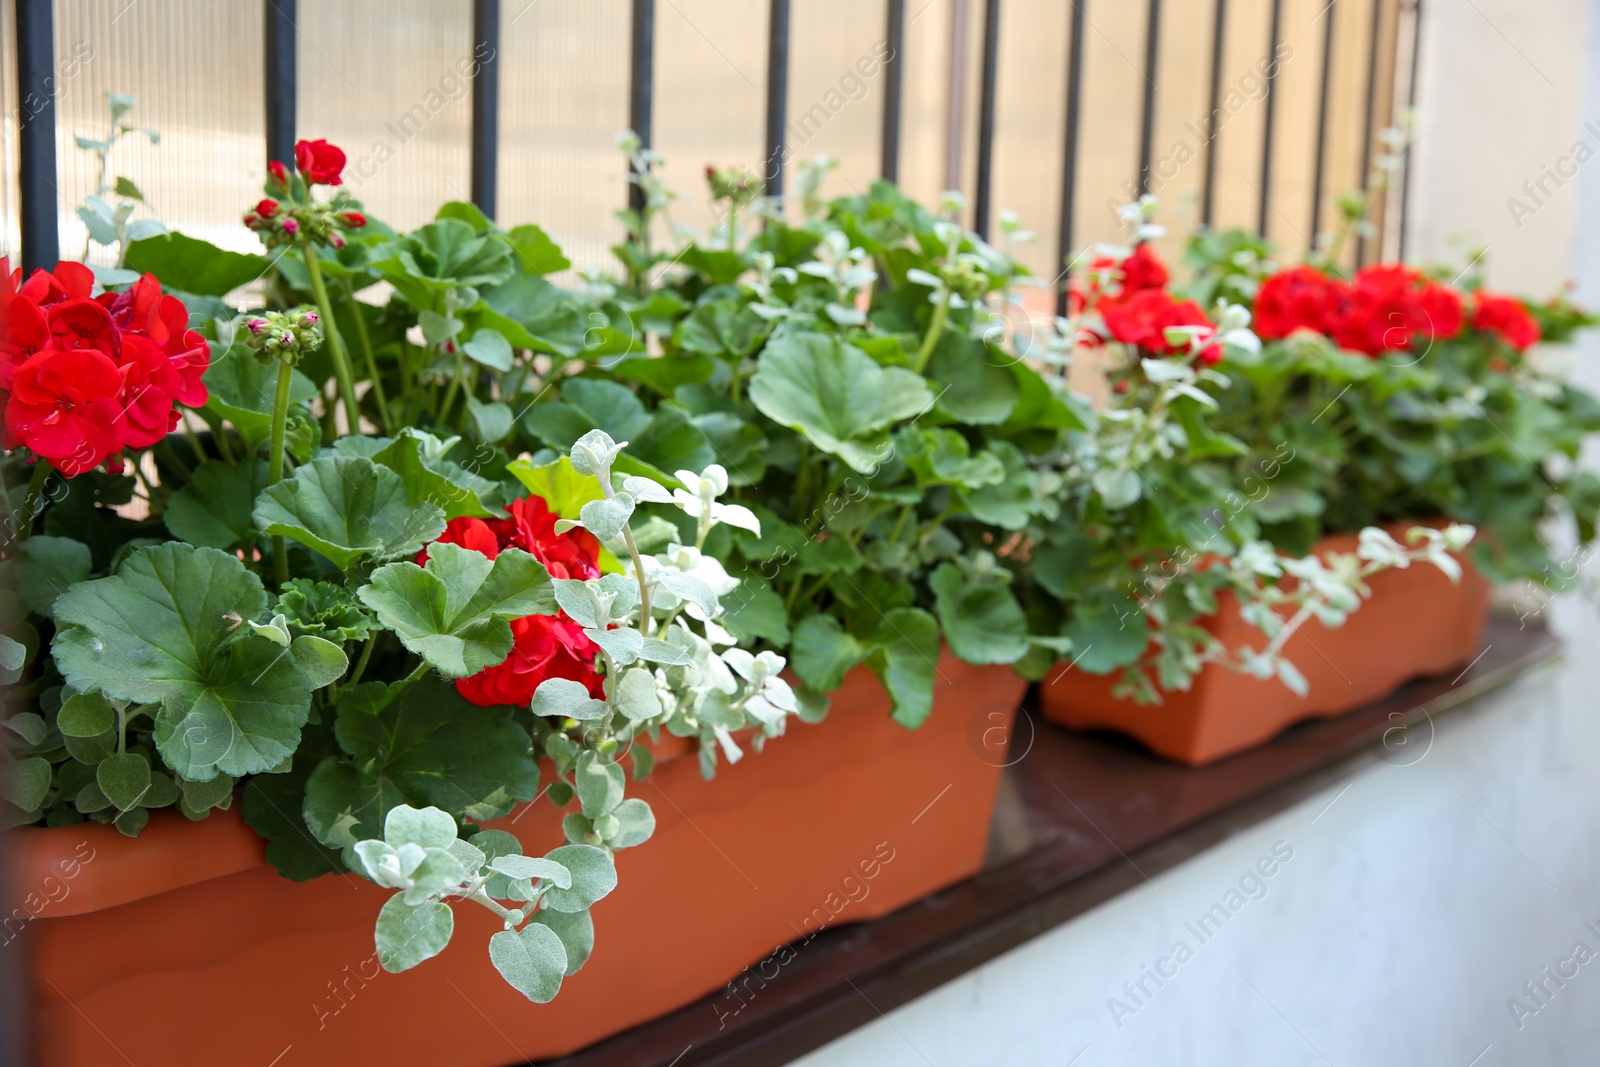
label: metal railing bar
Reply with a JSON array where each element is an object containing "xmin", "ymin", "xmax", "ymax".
[
  {"xmin": 974, "ymin": 0, "xmax": 1001, "ymax": 236},
  {"xmin": 471, "ymin": 0, "xmax": 501, "ymax": 218},
  {"xmin": 1055, "ymin": 1, "xmax": 1087, "ymax": 318}
]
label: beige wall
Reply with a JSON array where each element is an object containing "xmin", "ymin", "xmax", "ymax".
[{"xmin": 1408, "ymin": 0, "xmax": 1590, "ymax": 293}]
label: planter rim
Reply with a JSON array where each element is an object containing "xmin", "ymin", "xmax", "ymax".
[{"xmin": 12, "ymin": 644, "xmax": 970, "ymax": 920}]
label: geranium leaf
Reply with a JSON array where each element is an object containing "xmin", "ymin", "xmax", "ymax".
[
  {"xmin": 748, "ymin": 332, "xmax": 935, "ymax": 473},
  {"xmin": 203, "ymin": 342, "xmax": 318, "ymax": 441},
  {"xmin": 463, "ymin": 327, "xmax": 514, "ymax": 371},
  {"xmin": 928, "ymin": 563, "xmax": 1031, "ymax": 665},
  {"xmin": 164, "ymin": 459, "xmax": 270, "ymax": 550},
  {"xmin": 865, "ymin": 606, "xmax": 941, "ymax": 728},
  {"xmin": 357, "ymin": 543, "xmax": 556, "ymax": 678},
  {"xmin": 1, "ymin": 534, "xmax": 92, "ymax": 619},
  {"xmin": 302, "ymin": 675, "xmax": 540, "ymax": 848},
  {"xmin": 489, "ymin": 923, "xmax": 568, "ymax": 1003},
  {"xmin": 51, "ymin": 543, "xmax": 314, "ymax": 780},
  {"xmin": 254, "ymin": 455, "xmax": 446, "ymax": 570},
  {"xmin": 372, "ymin": 217, "xmax": 515, "ymax": 308},
  {"xmin": 123, "ymin": 231, "xmax": 271, "ymax": 296},
  {"xmin": 368, "ymin": 432, "xmax": 499, "ymax": 520},
  {"xmin": 505, "ymin": 223, "xmax": 570, "ymax": 275},
  {"xmin": 789, "ymin": 614, "xmax": 866, "ymax": 693}
]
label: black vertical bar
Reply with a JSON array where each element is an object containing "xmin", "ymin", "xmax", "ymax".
[
  {"xmin": 1257, "ymin": 0, "xmax": 1283, "ymax": 237},
  {"xmin": 629, "ymin": 0, "xmax": 656, "ymax": 214},
  {"xmin": 1055, "ymin": 1, "xmax": 1087, "ymax": 318},
  {"xmin": 1308, "ymin": 0, "xmax": 1337, "ymax": 246},
  {"xmin": 471, "ymin": 0, "xmax": 501, "ymax": 218},
  {"xmin": 1397, "ymin": 0, "xmax": 1422, "ymax": 263},
  {"xmin": 1136, "ymin": 0, "xmax": 1162, "ymax": 196},
  {"xmin": 1200, "ymin": 0, "xmax": 1227, "ymax": 227},
  {"xmin": 974, "ymin": 0, "xmax": 1001, "ymax": 237},
  {"xmin": 765, "ymin": 0, "xmax": 791, "ymax": 196},
  {"xmin": 1356, "ymin": 0, "xmax": 1383, "ymax": 266},
  {"xmin": 264, "ymin": 0, "xmax": 297, "ymax": 166},
  {"xmin": 882, "ymin": 0, "xmax": 906, "ymax": 182},
  {"xmin": 16, "ymin": 0, "xmax": 59, "ymax": 271}
]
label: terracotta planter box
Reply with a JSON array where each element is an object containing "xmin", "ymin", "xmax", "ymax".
[
  {"xmin": 1039, "ymin": 523, "xmax": 1491, "ymax": 766},
  {"xmin": 16, "ymin": 649, "xmax": 1022, "ymax": 1067}
]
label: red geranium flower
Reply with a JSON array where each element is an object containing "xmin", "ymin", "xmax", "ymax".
[
  {"xmin": 0, "ymin": 258, "xmax": 209, "ymax": 477},
  {"xmin": 255, "ymin": 198, "xmax": 280, "ymax": 218},
  {"xmin": 505, "ymin": 496, "xmax": 602, "ymax": 580},
  {"xmin": 339, "ymin": 211, "xmax": 368, "ymax": 229},
  {"xmin": 1117, "ymin": 244, "xmax": 1170, "ymax": 294},
  {"xmin": 1329, "ymin": 265, "xmax": 1464, "ymax": 357},
  {"xmin": 1101, "ymin": 288, "xmax": 1213, "ymax": 358},
  {"xmin": 1253, "ymin": 265, "xmax": 1349, "ymax": 340},
  {"xmin": 294, "ymin": 138, "xmax": 346, "ymax": 186},
  {"xmin": 3, "ymin": 347, "xmax": 127, "ymax": 476},
  {"xmin": 1471, "ymin": 293, "xmax": 1541, "ymax": 351},
  {"xmin": 456, "ymin": 614, "xmax": 606, "ymax": 707},
  {"xmin": 418, "ymin": 494, "xmax": 607, "ymax": 708},
  {"xmin": 267, "ymin": 160, "xmax": 290, "ymax": 191}
]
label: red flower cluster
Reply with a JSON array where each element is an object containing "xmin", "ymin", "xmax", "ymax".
[
  {"xmin": 1253, "ymin": 265, "xmax": 1347, "ymax": 340},
  {"xmin": 293, "ymin": 139, "xmax": 346, "ymax": 186},
  {"xmin": 1471, "ymin": 293, "xmax": 1541, "ymax": 351},
  {"xmin": 1253, "ymin": 263, "xmax": 1466, "ymax": 357},
  {"xmin": 1074, "ymin": 245, "xmax": 1222, "ymax": 364},
  {"xmin": 0, "ymin": 259, "xmax": 208, "ymax": 477},
  {"xmin": 422, "ymin": 496, "xmax": 607, "ymax": 708},
  {"xmin": 1101, "ymin": 288, "xmax": 1219, "ymax": 362}
]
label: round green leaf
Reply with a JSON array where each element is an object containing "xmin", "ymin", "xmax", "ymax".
[
  {"xmin": 540, "ymin": 844, "xmax": 617, "ymax": 913},
  {"xmin": 0, "ymin": 756, "xmax": 51, "ymax": 811},
  {"xmin": 488, "ymin": 923, "xmax": 567, "ymax": 1003},
  {"xmin": 97, "ymin": 752, "xmax": 152, "ymax": 811},
  {"xmin": 57, "ymin": 692, "xmax": 115, "ymax": 737},
  {"xmin": 531, "ymin": 908, "xmax": 595, "ymax": 975},
  {"xmin": 375, "ymin": 896, "xmax": 455, "ymax": 973},
  {"xmin": 290, "ymin": 635, "xmax": 349, "ymax": 690}
]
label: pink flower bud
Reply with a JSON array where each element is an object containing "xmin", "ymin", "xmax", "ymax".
[{"xmin": 283, "ymin": 218, "xmax": 299, "ymax": 235}]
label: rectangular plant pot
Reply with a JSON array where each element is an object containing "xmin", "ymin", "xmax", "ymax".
[
  {"xmin": 17, "ymin": 649, "xmax": 1022, "ymax": 1067},
  {"xmin": 1039, "ymin": 522, "xmax": 1491, "ymax": 766}
]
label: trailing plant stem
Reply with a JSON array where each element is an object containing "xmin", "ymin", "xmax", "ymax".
[{"xmin": 300, "ymin": 244, "xmax": 362, "ymax": 435}]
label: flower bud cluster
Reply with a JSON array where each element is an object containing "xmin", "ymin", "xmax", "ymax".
[{"xmin": 240, "ymin": 306, "xmax": 323, "ymax": 365}]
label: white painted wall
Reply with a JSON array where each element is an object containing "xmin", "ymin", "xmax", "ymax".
[{"xmin": 797, "ymin": 2, "xmax": 1600, "ymax": 1063}]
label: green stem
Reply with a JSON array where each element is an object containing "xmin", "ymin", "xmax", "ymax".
[
  {"xmin": 619, "ymin": 524, "xmax": 653, "ymax": 638},
  {"xmin": 300, "ymin": 243, "xmax": 362, "ymax": 434},
  {"xmin": 346, "ymin": 634, "xmax": 377, "ymax": 691},
  {"xmin": 156, "ymin": 440, "xmax": 194, "ymax": 482},
  {"xmin": 437, "ymin": 350, "xmax": 469, "ymax": 430},
  {"xmin": 203, "ymin": 414, "xmax": 238, "ymax": 463},
  {"xmin": 386, "ymin": 660, "xmax": 430, "ymax": 701},
  {"xmin": 342, "ymin": 278, "xmax": 393, "ymax": 434},
  {"xmin": 16, "ymin": 458, "xmax": 49, "ymax": 542},
  {"xmin": 912, "ymin": 290, "xmax": 952, "ymax": 375},
  {"xmin": 268, "ymin": 360, "xmax": 295, "ymax": 587}
]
